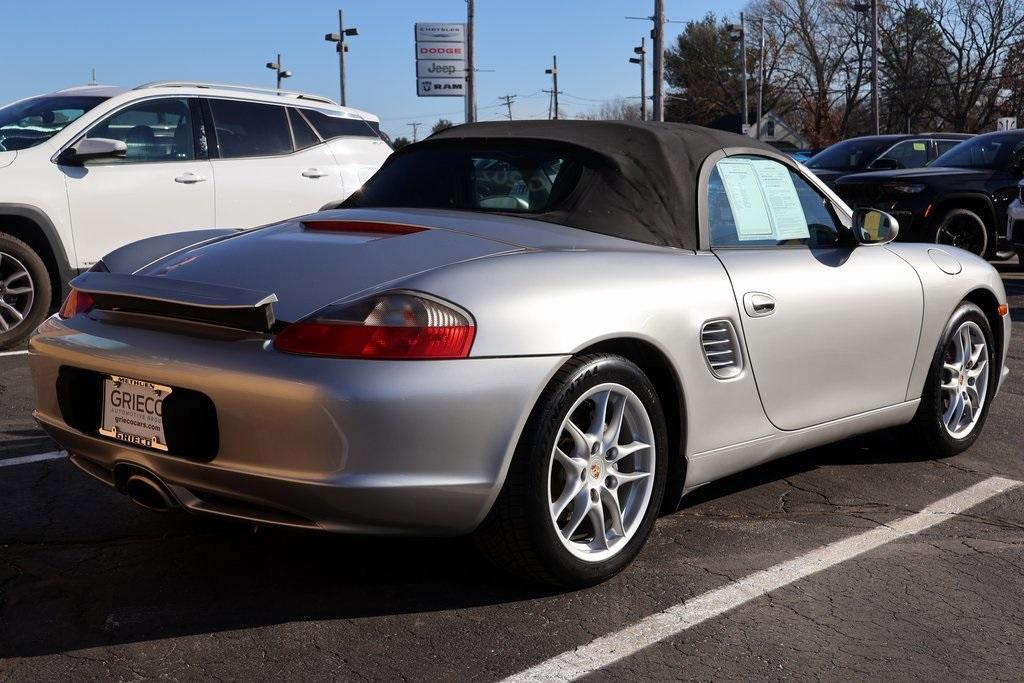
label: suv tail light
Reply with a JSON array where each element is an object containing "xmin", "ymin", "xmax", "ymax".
[
  {"xmin": 274, "ymin": 292, "xmax": 475, "ymax": 359},
  {"xmin": 58, "ymin": 289, "xmax": 95, "ymax": 319}
]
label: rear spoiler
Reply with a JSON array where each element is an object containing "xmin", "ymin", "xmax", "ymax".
[{"xmin": 70, "ymin": 272, "xmax": 278, "ymax": 332}]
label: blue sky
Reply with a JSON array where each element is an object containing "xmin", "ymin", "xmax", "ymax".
[{"xmin": 0, "ymin": 1, "xmax": 745, "ymax": 139}]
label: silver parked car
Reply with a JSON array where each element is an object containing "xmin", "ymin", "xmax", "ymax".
[{"xmin": 30, "ymin": 122, "xmax": 1011, "ymax": 586}]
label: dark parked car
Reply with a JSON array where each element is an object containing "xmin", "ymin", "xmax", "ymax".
[
  {"xmin": 834, "ymin": 130, "xmax": 1024, "ymax": 258},
  {"xmin": 807, "ymin": 133, "xmax": 972, "ymax": 186}
]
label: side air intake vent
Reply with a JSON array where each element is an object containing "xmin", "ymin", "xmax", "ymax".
[{"xmin": 700, "ymin": 320, "xmax": 743, "ymax": 379}]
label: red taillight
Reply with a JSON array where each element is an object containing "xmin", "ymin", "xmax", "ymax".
[
  {"xmin": 274, "ymin": 292, "xmax": 475, "ymax": 359},
  {"xmin": 58, "ymin": 289, "xmax": 95, "ymax": 319},
  {"xmin": 301, "ymin": 220, "xmax": 427, "ymax": 236}
]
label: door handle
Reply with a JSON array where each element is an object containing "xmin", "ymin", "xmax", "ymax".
[
  {"xmin": 174, "ymin": 172, "xmax": 207, "ymax": 184},
  {"xmin": 743, "ymin": 292, "xmax": 776, "ymax": 317},
  {"xmin": 301, "ymin": 168, "xmax": 329, "ymax": 179}
]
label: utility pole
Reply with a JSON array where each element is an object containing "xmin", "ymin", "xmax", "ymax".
[
  {"xmin": 89, "ymin": 68, "xmax": 97, "ymax": 85},
  {"xmin": 544, "ymin": 56, "xmax": 560, "ymax": 120},
  {"xmin": 465, "ymin": 0, "xmax": 476, "ymax": 123},
  {"xmin": 499, "ymin": 94, "xmax": 516, "ymax": 120},
  {"xmin": 265, "ymin": 53, "xmax": 292, "ymax": 91},
  {"xmin": 408, "ymin": 122, "xmax": 422, "ymax": 142},
  {"xmin": 324, "ymin": 10, "xmax": 359, "ymax": 106},
  {"xmin": 756, "ymin": 18, "xmax": 765, "ymax": 139},
  {"xmin": 652, "ymin": 0, "xmax": 665, "ymax": 121},
  {"xmin": 629, "ymin": 39, "xmax": 648, "ymax": 121}
]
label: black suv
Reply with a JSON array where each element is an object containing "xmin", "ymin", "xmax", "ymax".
[
  {"xmin": 807, "ymin": 133, "xmax": 972, "ymax": 186},
  {"xmin": 834, "ymin": 130, "xmax": 1024, "ymax": 258}
]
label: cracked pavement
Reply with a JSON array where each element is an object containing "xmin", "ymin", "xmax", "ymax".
[{"xmin": 1, "ymin": 265, "xmax": 1022, "ymax": 680}]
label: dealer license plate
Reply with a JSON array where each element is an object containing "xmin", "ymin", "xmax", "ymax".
[{"xmin": 98, "ymin": 375, "xmax": 172, "ymax": 452}]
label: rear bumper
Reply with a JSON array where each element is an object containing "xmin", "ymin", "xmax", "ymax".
[{"xmin": 30, "ymin": 314, "xmax": 565, "ymax": 535}]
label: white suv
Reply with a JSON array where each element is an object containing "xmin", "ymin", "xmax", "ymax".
[{"xmin": 0, "ymin": 81, "xmax": 391, "ymax": 347}]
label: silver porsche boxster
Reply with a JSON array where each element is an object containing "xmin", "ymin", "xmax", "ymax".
[{"xmin": 30, "ymin": 122, "xmax": 1011, "ymax": 586}]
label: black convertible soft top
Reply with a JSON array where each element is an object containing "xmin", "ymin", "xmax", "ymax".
[{"xmin": 419, "ymin": 120, "xmax": 781, "ymax": 251}]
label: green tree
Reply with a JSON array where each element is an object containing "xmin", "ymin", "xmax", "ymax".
[
  {"xmin": 431, "ymin": 118, "xmax": 455, "ymax": 134},
  {"xmin": 664, "ymin": 13, "xmax": 742, "ymax": 126},
  {"xmin": 392, "ymin": 136, "xmax": 411, "ymax": 149},
  {"xmin": 880, "ymin": 2, "xmax": 949, "ymax": 133}
]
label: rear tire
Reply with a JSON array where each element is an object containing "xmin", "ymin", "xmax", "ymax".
[
  {"xmin": 0, "ymin": 233, "xmax": 52, "ymax": 349},
  {"xmin": 897, "ymin": 302, "xmax": 996, "ymax": 457},
  {"xmin": 930, "ymin": 209, "xmax": 989, "ymax": 257},
  {"xmin": 475, "ymin": 354, "xmax": 668, "ymax": 587}
]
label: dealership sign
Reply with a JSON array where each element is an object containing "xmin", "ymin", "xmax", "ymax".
[
  {"xmin": 415, "ymin": 22, "xmax": 466, "ymax": 97},
  {"xmin": 418, "ymin": 59, "xmax": 467, "ymax": 78}
]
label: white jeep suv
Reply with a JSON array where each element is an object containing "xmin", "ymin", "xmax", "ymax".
[{"xmin": 0, "ymin": 81, "xmax": 391, "ymax": 347}]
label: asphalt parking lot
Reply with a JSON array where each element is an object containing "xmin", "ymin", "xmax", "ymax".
[{"xmin": 1, "ymin": 264, "xmax": 1022, "ymax": 681}]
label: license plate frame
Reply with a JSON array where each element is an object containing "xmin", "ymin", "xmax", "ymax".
[{"xmin": 98, "ymin": 374, "xmax": 173, "ymax": 452}]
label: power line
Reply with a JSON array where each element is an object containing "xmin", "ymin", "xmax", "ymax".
[{"xmin": 408, "ymin": 122, "xmax": 422, "ymax": 142}]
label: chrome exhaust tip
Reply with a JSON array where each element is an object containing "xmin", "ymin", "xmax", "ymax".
[{"xmin": 124, "ymin": 473, "xmax": 178, "ymax": 512}]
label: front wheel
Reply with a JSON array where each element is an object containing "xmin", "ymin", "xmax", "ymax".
[
  {"xmin": 898, "ymin": 302, "xmax": 996, "ymax": 457},
  {"xmin": 930, "ymin": 209, "xmax": 989, "ymax": 257},
  {"xmin": 0, "ymin": 234, "xmax": 52, "ymax": 349},
  {"xmin": 476, "ymin": 354, "xmax": 668, "ymax": 587}
]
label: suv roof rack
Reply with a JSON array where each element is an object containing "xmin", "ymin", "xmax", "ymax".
[{"xmin": 133, "ymin": 81, "xmax": 338, "ymax": 106}]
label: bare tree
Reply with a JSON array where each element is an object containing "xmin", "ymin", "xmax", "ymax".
[
  {"xmin": 577, "ymin": 97, "xmax": 643, "ymax": 121},
  {"xmin": 923, "ymin": 0, "xmax": 1024, "ymax": 131}
]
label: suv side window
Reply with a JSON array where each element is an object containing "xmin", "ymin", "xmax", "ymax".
[
  {"xmin": 876, "ymin": 139, "xmax": 929, "ymax": 169},
  {"xmin": 86, "ymin": 97, "xmax": 195, "ymax": 162},
  {"xmin": 288, "ymin": 108, "xmax": 321, "ymax": 150},
  {"xmin": 209, "ymin": 99, "xmax": 293, "ymax": 158},
  {"xmin": 708, "ymin": 155, "xmax": 841, "ymax": 248},
  {"xmin": 935, "ymin": 139, "xmax": 963, "ymax": 158}
]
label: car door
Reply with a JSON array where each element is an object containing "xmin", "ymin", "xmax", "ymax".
[
  {"xmin": 61, "ymin": 97, "xmax": 215, "ymax": 267},
  {"xmin": 203, "ymin": 99, "xmax": 346, "ymax": 228},
  {"xmin": 707, "ymin": 154, "xmax": 923, "ymax": 431}
]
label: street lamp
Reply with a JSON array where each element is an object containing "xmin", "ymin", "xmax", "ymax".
[
  {"xmin": 852, "ymin": 0, "xmax": 880, "ymax": 135},
  {"xmin": 629, "ymin": 38, "xmax": 647, "ymax": 121},
  {"xmin": 325, "ymin": 9, "xmax": 358, "ymax": 106},
  {"xmin": 266, "ymin": 53, "xmax": 292, "ymax": 91},
  {"xmin": 726, "ymin": 19, "xmax": 747, "ymax": 134}
]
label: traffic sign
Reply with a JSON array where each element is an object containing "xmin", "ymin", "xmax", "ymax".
[{"xmin": 997, "ymin": 117, "xmax": 1018, "ymax": 131}]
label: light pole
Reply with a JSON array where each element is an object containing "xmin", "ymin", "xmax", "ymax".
[
  {"xmin": 652, "ymin": 0, "xmax": 665, "ymax": 121},
  {"xmin": 629, "ymin": 38, "xmax": 647, "ymax": 121},
  {"xmin": 853, "ymin": 0, "xmax": 880, "ymax": 135},
  {"xmin": 265, "ymin": 54, "xmax": 292, "ymax": 91},
  {"xmin": 545, "ymin": 56, "xmax": 560, "ymax": 120},
  {"xmin": 465, "ymin": 0, "xmax": 476, "ymax": 123},
  {"xmin": 324, "ymin": 10, "xmax": 358, "ymax": 106},
  {"xmin": 726, "ymin": 19, "xmax": 747, "ymax": 133}
]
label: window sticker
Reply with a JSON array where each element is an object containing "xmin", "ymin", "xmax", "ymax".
[
  {"xmin": 750, "ymin": 160, "xmax": 810, "ymax": 240},
  {"xmin": 913, "ymin": 142, "xmax": 927, "ymax": 151},
  {"xmin": 716, "ymin": 160, "xmax": 774, "ymax": 240}
]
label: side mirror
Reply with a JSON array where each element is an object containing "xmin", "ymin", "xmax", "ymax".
[
  {"xmin": 852, "ymin": 207, "xmax": 899, "ymax": 245},
  {"xmin": 57, "ymin": 137, "xmax": 127, "ymax": 166},
  {"xmin": 869, "ymin": 157, "xmax": 902, "ymax": 171}
]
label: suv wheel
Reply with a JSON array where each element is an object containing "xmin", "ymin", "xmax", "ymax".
[
  {"xmin": 931, "ymin": 208, "xmax": 989, "ymax": 257},
  {"xmin": 0, "ymin": 234, "xmax": 52, "ymax": 349}
]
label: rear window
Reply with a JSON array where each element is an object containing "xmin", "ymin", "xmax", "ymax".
[
  {"xmin": 302, "ymin": 109, "xmax": 379, "ymax": 140},
  {"xmin": 344, "ymin": 144, "xmax": 583, "ymax": 213}
]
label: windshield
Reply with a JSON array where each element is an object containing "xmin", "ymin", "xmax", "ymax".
[
  {"xmin": 807, "ymin": 138, "xmax": 891, "ymax": 171},
  {"xmin": 931, "ymin": 133, "xmax": 1024, "ymax": 170},
  {"xmin": 0, "ymin": 95, "xmax": 107, "ymax": 151},
  {"xmin": 343, "ymin": 143, "xmax": 583, "ymax": 213}
]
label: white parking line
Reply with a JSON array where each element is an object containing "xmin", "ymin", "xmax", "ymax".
[
  {"xmin": 0, "ymin": 349, "xmax": 28, "ymax": 357},
  {"xmin": 0, "ymin": 450, "xmax": 67, "ymax": 468},
  {"xmin": 505, "ymin": 476, "xmax": 1021, "ymax": 682}
]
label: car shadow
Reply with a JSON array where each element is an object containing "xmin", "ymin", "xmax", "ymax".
[{"xmin": 0, "ymin": 430, "xmax": 961, "ymax": 658}]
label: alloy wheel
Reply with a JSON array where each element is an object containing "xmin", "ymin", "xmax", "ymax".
[
  {"xmin": 940, "ymin": 320, "xmax": 989, "ymax": 439},
  {"xmin": 547, "ymin": 383, "xmax": 656, "ymax": 562},
  {"xmin": 935, "ymin": 216, "xmax": 987, "ymax": 256},
  {"xmin": 0, "ymin": 251, "xmax": 34, "ymax": 334}
]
